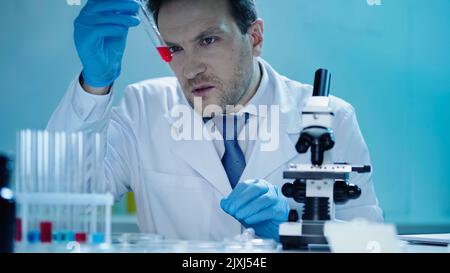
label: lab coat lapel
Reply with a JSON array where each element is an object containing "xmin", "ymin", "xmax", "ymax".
[
  {"xmin": 239, "ymin": 123, "xmax": 299, "ymax": 183},
  {"xmin": 239, "ymin": 110, "xmax": 303, "ymax": 182},
  {"xmin": 169, "ymin": 106, "xmax": 232, "ymax": 197},
  {"xmin": 240, "ymin": 63, "xmax": 309, "ymax": 183}
]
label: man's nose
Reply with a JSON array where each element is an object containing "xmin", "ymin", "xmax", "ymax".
[{"xmin": 183, "ymin": 57, "xmax": 207, "ymax": 80}]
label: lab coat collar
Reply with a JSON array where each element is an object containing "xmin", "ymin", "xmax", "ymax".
[
  {"xmin": 239, "ymin": 59, "xmax": 309, "ymax": 181},
  {"xmin": 168, "ymin": 97, "xmax": 232, "ymax": 196},
  {"xmin": 234, "ymin": 58, "xmax": 271, "ymax": 118}
]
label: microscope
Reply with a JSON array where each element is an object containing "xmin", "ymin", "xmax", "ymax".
[{"xmin": 279, "ymin": 69, "xmax": 371, "ymax": 250}]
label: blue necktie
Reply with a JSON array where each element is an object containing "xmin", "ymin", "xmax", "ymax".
[
  {"xmin": 203, "ymin": 114, "xmax": 249, "ymax": 189},
  {"xmin": 221, "ymin": 114, "xmax": 248, "ymax": 189}
]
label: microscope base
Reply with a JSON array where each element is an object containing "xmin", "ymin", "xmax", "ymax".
[
  {"xmin": 279, "ymin": 221, "xmax": 329, "ymax": 250},
  {"xmin": 280, "ymin": 235, "xmax": 328, "ymax": 250}
]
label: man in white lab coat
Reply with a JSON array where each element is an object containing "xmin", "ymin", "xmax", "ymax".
[{"xmin": 47, "ymin": 0, "xmax": 383, "ymax": 241}]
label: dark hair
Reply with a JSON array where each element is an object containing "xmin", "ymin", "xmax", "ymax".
[{"xmin": 148, "ymin": 0, "xmax": 258, "ymax": 34}]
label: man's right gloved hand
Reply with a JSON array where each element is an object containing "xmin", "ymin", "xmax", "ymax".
[{"xmin": 74, "ymin": 0, "xmax": 140, "ymax": 88}]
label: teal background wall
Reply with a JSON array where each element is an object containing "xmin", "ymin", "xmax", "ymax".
[{"xmin": 1, "ymin": 0, "xmax": 449, "ymax": 232}]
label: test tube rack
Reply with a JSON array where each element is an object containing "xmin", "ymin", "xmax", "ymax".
[{"xmin": 16, "ymin": 192, "xmax": 114, "ymax": 244}]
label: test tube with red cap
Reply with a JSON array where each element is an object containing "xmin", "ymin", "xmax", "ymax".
[
  {"xmin": 37, "ymin": 131, "xmax": 53, "ymax": 243},
  {"xmin": 138, "ymin": 0, "xmax": 173, "ymax": 63}
]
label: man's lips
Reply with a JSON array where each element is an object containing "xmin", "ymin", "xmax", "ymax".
[{"xmin": 192, "ymin": 85, "xmax": 215, "ymax": 96}]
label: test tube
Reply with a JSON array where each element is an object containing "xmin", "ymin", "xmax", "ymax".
[
  {"xmin": 28, "ymin": 130, "xmax": 40, "ymax": 243},
  {"xmin": 53, "ymin": 132, "xmax": 63, "ymax": 242},
  {"xmin": 66, "ymin": 133, "xmax": 76, "ymax": 242},
  {"xmin": 60, "ymin": 131, "xmax": 73, "ymax": 242},
  {"xmin": 79, "ymin": 132, "xmax": 89, "ymax": 243},
  {"xmin": 138, "ymin": 0, "xmax": 173, "ymax": 63},
  {"xmin": 69, "ymin": 133, "xmax": 85, "ymax": 243},
  {"xmin": 15, "ymin": 131, "xmax": 24, "ymax": 242},
  {"xmin": 39, "ymin": 131, "xmax": 53, "ymax": 243},
  {"xmin": 90, "ymin": 133, "xmax": 106, "ymax": 244}
]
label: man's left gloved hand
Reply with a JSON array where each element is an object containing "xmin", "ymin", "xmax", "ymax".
[{"xmin": 220, "ymin": 179, "xmax": 290, "ymax": 241}]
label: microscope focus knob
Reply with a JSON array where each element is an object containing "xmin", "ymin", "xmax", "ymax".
[
  {"xmin": 347, "ymin": 185, "xmax": 362, "ymax": 198},
  {"xmin": 282, "ymin": 180, "xmax": 306, "ymax": 203},
  {"xmin": 334, "ymin": 180, "xmax": 362, "ymax": 204},
  {"xmin": 282, "ymin": 183, "xmax": 293, "ymax": 197}
]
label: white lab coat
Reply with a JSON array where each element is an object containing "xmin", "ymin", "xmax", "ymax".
[{"xmin": 47, "ymin": 59, "xmax": 383, "ymax": 241}]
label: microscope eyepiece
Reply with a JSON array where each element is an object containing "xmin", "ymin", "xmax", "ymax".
[{"xmin": 313, "ymin": 69, "xmax": 331, "ymax": 97}]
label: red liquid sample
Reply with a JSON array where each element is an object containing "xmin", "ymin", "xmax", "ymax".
[
  {"xmin": 75, "ymin": 232, "xmax": 87, "ymax": 243},
  {"xmin": 15, "ymin": 218, "xmax": 22, "ymax": 241},
  {"xmin": 40, "ymin": 221, "xmax": 53, "ymax": 243},
  {"xmin": 157, "ymin": 46, "xmax": 172, "ymax": 63}
]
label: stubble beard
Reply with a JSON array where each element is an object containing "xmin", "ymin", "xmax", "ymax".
[{"xmin": 185, "ymin": 45, "xmax": 254, "ymax": 116}]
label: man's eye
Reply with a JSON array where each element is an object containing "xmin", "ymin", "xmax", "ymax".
[
  {"xmin": 200, "ymin": 37, "xmax": 218, "ymax": 46},
  {"xmin": 169, "ymin": 46, "xmax": 183, "ymax": 54}
]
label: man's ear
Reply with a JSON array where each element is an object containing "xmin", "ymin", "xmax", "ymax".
[{"xmin": 248, "ymin": 18, "xmax": 264, "ymax": 57}]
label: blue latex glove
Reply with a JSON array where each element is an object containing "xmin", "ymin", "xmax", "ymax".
[
  {"xmin": 74, "ymin": 0, "xmax": 140, "ymax": 87},
  {"xmin": 220, "ymin": 179, "xmax": 290, "ymax": 241}
]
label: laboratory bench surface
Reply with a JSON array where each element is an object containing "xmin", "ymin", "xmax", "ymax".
[{"xmin": 12, "ymin": 240, "xmax": 450, "ymax": 253}]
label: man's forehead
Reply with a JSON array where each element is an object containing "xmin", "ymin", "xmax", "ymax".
[
  {"xmin": 158, "ymin": 0, "xmax": 230, "ymax": 19},
  {"xmin": 158, "ymin": 0, "xmax": 232, "ymax": 37}
]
